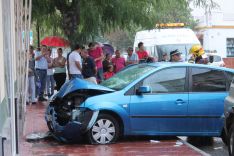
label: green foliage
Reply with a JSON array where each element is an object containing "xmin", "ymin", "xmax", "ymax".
[
  {"xmin": 31, "ymin": 0, "xmax": 65, "ymax": 46},
  {"xmin": 31, "ymin": 0, "xmax": 216, "ymax": 48}
]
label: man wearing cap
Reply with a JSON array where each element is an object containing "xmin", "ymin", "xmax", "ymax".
[
  {"xmin": 126, "ymin": 47, "xmax": 139, "ymax": 66},
  {"xmin": 170, "ymin": 49, "xmax": 184, "ymax": 62}
]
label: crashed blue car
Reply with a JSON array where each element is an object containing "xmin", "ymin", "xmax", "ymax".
[{"xmin": 45, "ymin": 63, "xmax": 234, "ymax": 144}]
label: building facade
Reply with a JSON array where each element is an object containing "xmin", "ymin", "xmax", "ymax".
[
  {"xmin": 0, "ymin": 0, "xmax": 32, "ymax": 155},
  {"xmin": 192, "ymin": 0, "xmax": 234, "ymax": 61}
]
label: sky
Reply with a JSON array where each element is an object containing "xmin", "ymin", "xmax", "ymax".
[{"xmin": 190, "ymin": 0, "xmax": 233, "ymax": 17}]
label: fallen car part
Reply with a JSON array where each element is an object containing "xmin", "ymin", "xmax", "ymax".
[{"xmin": 26, "ymin": 131, "xmax": 53, "ymax": 142}]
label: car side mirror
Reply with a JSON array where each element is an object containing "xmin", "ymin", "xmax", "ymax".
[{"xmin": 137, "ymin": 86, "xmax": 151, "ymax": 95}]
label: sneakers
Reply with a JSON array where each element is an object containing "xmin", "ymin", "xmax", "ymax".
[{"xmin": 38, "ymin": 97, "xmax": 47, "ymax": 102}]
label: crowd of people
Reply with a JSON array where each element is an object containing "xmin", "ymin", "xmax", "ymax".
[
  {"xmin": 27, "ymin": 41, "xmax": 205, "ymax": 104},
  {"xmin": 27, "ymin": 42, "xmax": 140, "ymax": 104}
]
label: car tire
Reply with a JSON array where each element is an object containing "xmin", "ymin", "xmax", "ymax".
[
  {"xmin": 228, "ymin": 123, "xmax": 234, "ymax": 156},
  {"xmin": 87, "ymin": 114, "xmax": 120, "ymax": 144},
  {"xmin": 221, "ymin": 129, "xmax": 228, "ymax": 145}
]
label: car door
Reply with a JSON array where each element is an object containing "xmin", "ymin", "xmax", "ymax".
[
  {"xmin": 187, "ymin": 67, "xmax": 227, "ymax": 134},
  {"xmin": 129, "ymin": 67, "xmax": 189, "ymax": 134}
]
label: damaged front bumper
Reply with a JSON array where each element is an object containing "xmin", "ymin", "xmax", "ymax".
[
  {"xmin": 45, "ymin": 103, "xmax": 99, "ymax": 143},
  {"xmin": 44, "ymin": 78, "xmax": 114, "ymax": 143}
]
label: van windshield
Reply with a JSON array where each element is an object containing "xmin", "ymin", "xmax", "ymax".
[{"xmin": 156, "ymin": 44, "xmax": 194, "ymax": 61}]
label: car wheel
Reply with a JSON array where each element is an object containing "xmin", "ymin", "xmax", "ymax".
[
  {"xmin": 87, "ymin": 114, "xmax": 120, "ymax": 144},
  {"xmin": 228, "ymin": 123, "xmax": 234, "ymax": 156},
  {"xmin": 221, "ymin": 129, "xmax": 228, "ymax": 145}
]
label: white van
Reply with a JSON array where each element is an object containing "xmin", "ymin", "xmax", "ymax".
[{"xmin": 134, "ymin": 27, "xmax": 200, "ymax": 61}]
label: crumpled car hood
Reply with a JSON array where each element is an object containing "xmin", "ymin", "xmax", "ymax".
[{"xmin": 55, "ymin": 78, "xmax": 115, "ymax": 98}]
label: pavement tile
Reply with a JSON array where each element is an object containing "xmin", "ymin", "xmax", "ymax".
[{"xmin": 19, "ymin": 102, "xmax": 203, "ymax": 156}]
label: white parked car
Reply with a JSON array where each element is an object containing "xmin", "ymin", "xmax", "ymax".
[{"xmin": 207, "ymin": 54, "xmax": 225, "ymax": 67}]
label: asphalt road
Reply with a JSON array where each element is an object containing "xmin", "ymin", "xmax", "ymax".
[{"xmin": 180, "ymin": 137, "xmax": 229, "ymax": 156}]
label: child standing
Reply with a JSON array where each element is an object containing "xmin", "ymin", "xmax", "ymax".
[{"xmin": 103, "ymin": 65, "xmax": 114, "ymax": 80}]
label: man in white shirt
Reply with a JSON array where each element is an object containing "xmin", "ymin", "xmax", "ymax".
[{"xmin": 68, "ymin": 44, "xmax": 83, "ymax": 79}]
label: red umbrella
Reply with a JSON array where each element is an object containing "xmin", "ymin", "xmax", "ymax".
[{"xmin": 40, "ymin": 36, "xmax": 70, "ymax": 47}]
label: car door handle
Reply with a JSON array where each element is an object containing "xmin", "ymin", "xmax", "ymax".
[{"xmin": 175, "ymin": 99, "xmax": 186, "ymax": 105}]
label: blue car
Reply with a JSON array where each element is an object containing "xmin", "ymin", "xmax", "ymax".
[{"xmin": 45, "ymin": 63, "xmax": 234, "ymax": 144}]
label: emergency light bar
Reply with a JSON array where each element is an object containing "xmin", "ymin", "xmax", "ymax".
[{"xmin": 155, "ymin": 23, "xmax": 185, "ymax": 28}]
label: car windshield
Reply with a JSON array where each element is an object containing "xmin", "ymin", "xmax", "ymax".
[
  {"xmin": 156, "ymin": 44, "xmax": 194, "ymax": 61},
  {"xmin": 101, "ymin": 65, "xmax": 156, "ymax": 90}
]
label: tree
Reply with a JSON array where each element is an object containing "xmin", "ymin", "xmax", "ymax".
[
  {"xmin": 31, "ymin": 0, "xmax": 59, "ymax": 47},
  {"xmin": 31, "ymin": 0, "xmax": 216, "ymax": 48}
]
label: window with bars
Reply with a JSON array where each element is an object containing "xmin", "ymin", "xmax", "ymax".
[{"xmin": 227, "ymin": 38, "xmax": 234, "ymax": 57}]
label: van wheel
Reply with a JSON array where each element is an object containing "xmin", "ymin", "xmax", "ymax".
[
  {"xmin": 228, "ymin": 123, "xmax": 234, "ymax": 156},
  {"xmin": 87, "ymin": 114, "xmax": 120, "ymax": 144}
]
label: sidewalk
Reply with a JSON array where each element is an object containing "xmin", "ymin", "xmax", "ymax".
[{"xmin": 20, "ymin": 103, "xmax": 204, "ymax": 156}]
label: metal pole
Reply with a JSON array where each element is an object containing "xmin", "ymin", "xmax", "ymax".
[
  {"xmin": 24, "ymin": 0, "xmax": 32, "ymax": 110},
  {"xmin": 22, "ymin": 0, "xmax": 28, "ymax": 117},
  {"xmin": 16, "ymin": 0, "xmax": 20, "ymax": 97},
  {"xmin": 9, "ymin": 0, "xmax": 16, "ymax": 155}
]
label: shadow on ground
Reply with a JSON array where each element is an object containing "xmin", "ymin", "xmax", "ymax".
[{"xmin": 187, "ymin": 136, "xmax": 214, "ymax": 147}]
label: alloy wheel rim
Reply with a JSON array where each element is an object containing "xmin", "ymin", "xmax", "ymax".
[{"xmin": 91, "ymin": 119, "xmax": 115, "ymax": 144}]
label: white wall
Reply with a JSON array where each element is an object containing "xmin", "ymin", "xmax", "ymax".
[
  {"xmin": 191, "ymin": 0, "xmax": 234, "ymax": 58},
  {"xmin": 202, "ymin": 28, "xmax": 234, "ymax": 57}
]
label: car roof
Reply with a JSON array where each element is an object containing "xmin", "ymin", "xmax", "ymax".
[{"xmin": 147, "ymin": 62, "xmax": 234, "ymax": 73}]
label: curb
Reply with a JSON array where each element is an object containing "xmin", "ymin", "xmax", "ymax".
[{"xmin": 178, "ymin": 137, "xmax": 211, "ymax": 156}]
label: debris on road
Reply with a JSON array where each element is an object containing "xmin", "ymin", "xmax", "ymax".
[{"xmin": 150, "ymin": 140, "xmax": 160, "ymax": 143}]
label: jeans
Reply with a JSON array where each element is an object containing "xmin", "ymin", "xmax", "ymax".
[
  {"xmin": 70, "ymin": 74, "xmax": 83, "ymax": 79},
  {"xmin": 28, "ymin": 76, "xmax": 36, "ymax": 102},
  {"xmin": 36, "ymin": 69, "xmax": 47, "ymax": 98},
  {"xmin": 47, "ymin": 75, "xmax": 55, "ymax": 96},
  {"xmin": 97, "ymin": 68, "xmax": 103, "ymax": 83}
]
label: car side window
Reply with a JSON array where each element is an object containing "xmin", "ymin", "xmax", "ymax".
[
  {"xmin": 191, "ymin": 68, "xmax": 226, "ymax": 92},
  {"xmin": 142, "ymin": 67, "xmax": 186, "ymax": 93}
]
